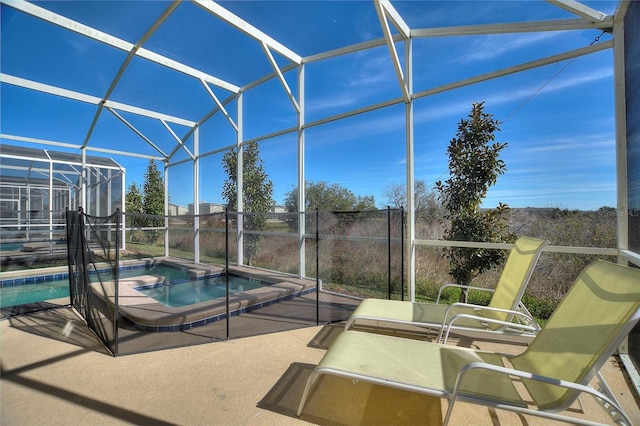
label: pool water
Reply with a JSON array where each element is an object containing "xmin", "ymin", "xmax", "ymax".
[
  {"xmin": 0, "ymin": 242, "xmax": 24, "ymax": 251},
  {"xmin": 1, "ymin": 279, "xmax": 70, "ymax": 308},
  {"xmin": 138, "ymin": 276, "xmax": 265, "ymax": 308},
  {"xmin": 0, "ymin": 265, "xmax": 210, "ymax": 309}
]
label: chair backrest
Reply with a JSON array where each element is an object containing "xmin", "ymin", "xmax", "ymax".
[
  {"xmin": 511, "ymin": 260, "xmax": 640, "ymax": 411},
  {"xmin": 483, "ymin": 236, "xmax": 549, "ymax": 322}
]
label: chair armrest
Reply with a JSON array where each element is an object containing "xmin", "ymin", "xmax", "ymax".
[
  {"xmin": 436, "ymin": 283, "xmax": 495, "ymax": 303},
  {"xmin": 443, "ymin": 303, "xmax": 538, "ymax": 326},
  {"xmin": 444, "ymin": 361, "xmax": 632, "ymax": 426},
  {"xmin": 439, "ymin": 312, "xmax": 540, "ymax": 343}
]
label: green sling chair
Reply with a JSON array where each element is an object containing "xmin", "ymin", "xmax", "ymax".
[
  {"xmin": 346, "ymin": 236, "xmax": 549, "ymax": 342},
  {"xmin": 298, "ymin": 260, "xmax": 640, "ymax": 425}
]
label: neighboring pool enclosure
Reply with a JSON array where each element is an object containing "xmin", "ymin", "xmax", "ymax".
[{"xmin": 1, "ymin": 0, "xmax": 639, "ymax": 360}]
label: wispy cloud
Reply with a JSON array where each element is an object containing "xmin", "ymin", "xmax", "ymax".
[
  {"xmin": 306, "ymin": 111, "xmax": 405, "ymax": 147},
  {"xmin": 490, "ymin": 67, "xmax": 613, "ymax": 107},
  {"xmin": 458, "ymin": 32, "xmax": 561, "ymax": 62},
  {"xmin": 306, "ymin": 49, "xmax": 398, "ymax": 115},
  {"xmin": 519, "ymin": 134, "xmax": 614, "ymax": 154},
  {"xmin": 485, "ymin": 181, "xmax": 616, "ymax": 209},
  {"xmin": 411, "ymin": 65, "xmax": 613, "ymax": 126}
]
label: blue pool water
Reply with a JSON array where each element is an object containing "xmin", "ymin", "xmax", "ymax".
[
  {"xmin": 1, "ymin": 278, "xmax": 70, "ymax": 308},
  {"xmin": 138, "ymin": 276, "xmax": 265, "ymax": 308},
  {"xmin": 0, "ymin": 265, "xmax": 214, "ymax": 309},
  {"xmin": 0, "ymin": 242, "xmax": 24, "ymax": 251}
]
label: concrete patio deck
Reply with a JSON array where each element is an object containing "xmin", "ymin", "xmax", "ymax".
[{"xmin": 2, "ymin": 307, "xmax": 639, "ymax": 425}]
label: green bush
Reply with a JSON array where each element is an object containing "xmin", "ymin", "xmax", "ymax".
[
  {"xmin": 522, "ymin": 294, "xmax": 558, "ymax": 321},
  {"xmin": 466, "ymin": 289, "xmax": 492, "ymax": 306}
]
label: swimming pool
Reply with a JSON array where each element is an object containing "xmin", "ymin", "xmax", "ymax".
[
  {"xmin": 137, "ymin": 275, "xmax": 266, "ymax": 308},
  {"xmin": 0, "ymin": 264, "xmax": 215, "ymax": 309}
]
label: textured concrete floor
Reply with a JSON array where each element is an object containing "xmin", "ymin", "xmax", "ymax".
[{"xmin": 2, "ymin": 307, "xmax": 639, "ymax": 425}]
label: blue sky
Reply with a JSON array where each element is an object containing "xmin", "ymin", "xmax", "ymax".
[{"xmin": 1, "ymin": 0, "xmax": 620, "ymax": 211}]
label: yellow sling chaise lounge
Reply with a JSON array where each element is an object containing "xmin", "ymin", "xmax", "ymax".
[
  {"xmin": 298, "ymin": 260, "xmax": 640, "ymax": 425},
  {"xmin": 346, "ymin": 236, "xmax": 549, "ymax": 342}
]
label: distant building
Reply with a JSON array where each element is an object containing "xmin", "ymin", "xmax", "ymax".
[
  {"xmin": 267, "ymin": 205, "xmax": 287, "ymax": 221},
  {"xmin": 168, "ymin": 203, "xmax": 188, "ymax": 216},
  {"xmin": 188, "ymin": 202, "xmax": 225, "ymax": 215}
]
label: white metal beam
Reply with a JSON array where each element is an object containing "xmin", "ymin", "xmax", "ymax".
[
  {"xmin": 104, "ymin": 100, "xmax": 196, "ymax": 127},
  {"xmin": 162, "ymin": 120, "xmax": 195, "ymax": 160},
  {"xmin": 404, "ymin": 38, "xmax": 416, "ymax": 302},
  {"xmin": 297, "ymin": 63, "xmax": 306, "ymax": 279},
  {"xmin": 2, "ymin": 73, "xmax": 100, "ymax": 104},
  {"xmin": 2, "ymin": 73, "xmax": 197, "ymax": 127},
  {"xmin": 106, "ymin": 107, "xmax": 168, "ymax": 158},
  {"xmin": 0, "ymin": 163, "xmax": 64, "ymax": 175},
  {"xmin": 412, "ymin": 17, "xmax": 612, "ymax": 38},
  {"xmin": 613, "ymin": 1, "xmax": 629, "ymax": 258},
  {"xmin": 304, "ymin": 36, "xmax": 397, "ymax": 64},
  {"xmin": 374, "ymin": 0, "xmax": 410, "ymax": 102},
  {"xmin": 1, "ymin": 134, "xmax": 82, "ymax": 151},
  {"xmin": 0, "ymin": 133, "xmax": 160, "ymax": 162},
  {"xmin": 174, "ymin": 91, "xmax": 238, "ymax": 159},
  {"xmin": 192, "ymin": 129, "xmax": 199, "ymax": 261},
  {"xmin": 236, "ymin": 92, "xmax": 244, "ymax": 266},
  {"xmin": 260, "ymin": 42, "xmax": 300, "ymax": 113},
  {"xmin": 87, "ymin": 146, "xmax": 164, "ymax": 161},
  {"xmin": 1, "ymin": 0, "xmax": 240, "ymax": 93},
  {"xmin": 200, "ymin": 79, "xmax": 239, "ymax": 132},
  {"xmin": 379, "ymin": 0, "xmax": 410, "ymax": 39},
  {"xmin": 303, "ymin": 17, "xmax": 612, "ymax": 66},
  {"xmin": 546, "ymin": 0, "xmax": 609, "ymax": 22},
  {"xmin": 192, "ymin": 0, "xmax": 302, "ymax": 65}
]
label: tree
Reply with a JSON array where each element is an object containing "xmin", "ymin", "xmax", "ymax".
[
  {"xmin": 282, "ymin": 181, "xmax": 375, "ymax": 228},
  {"xmin": 435, "ymin": 102, "xmax": 514, "ymax": 302},
  {"xmin": 143, "ymin": 159, "xmax": 164, "ymax": 229},
  {"xmin": 383, "ymin": 179, "xmax": 443, "ymax": 221},
  {"xmin": 125, "ymin": 182, "xmax": 144, "ymax": 228},
  {"xmin": 222, "ymin": 142, "xmax": 275, "ymax": 265},
  {"xmin": 284, "ymin": 181, "xmax": 376, "ymax": 212}
]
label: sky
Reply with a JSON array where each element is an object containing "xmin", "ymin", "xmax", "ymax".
[{"xmin": 0, "ymin": 0, "xmax": 622, "ymax": 211}]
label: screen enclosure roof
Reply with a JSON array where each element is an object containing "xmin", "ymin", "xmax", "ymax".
[{"xmin": 0, "ymin": 0, "xmax": 619, "ymax": 164}]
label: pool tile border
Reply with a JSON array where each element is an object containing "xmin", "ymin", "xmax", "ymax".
[{"xmin": 0, "ymin": 260, "xmax": 222, "ymax": 288}]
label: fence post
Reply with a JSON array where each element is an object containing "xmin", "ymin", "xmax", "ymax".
[
  {"xmin": 225, "ymin": 207, "xmax": 230, "ymax": 340},
  {"xmin": 114, "ymin": 208, "xmax": 120, "ymax": 356},
  {"xmin": 388, "ymin": 207, "xmax": 392, "ymax": 300},
  {"xmin": 315, "ymin": 208, "xmax": 319, "ymax": 325},
  {"xmin": 401, "ymin": 207, "xmax": 405, "ymax": 301}
]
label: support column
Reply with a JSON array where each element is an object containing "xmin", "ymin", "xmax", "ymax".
[
  {"xmin": 405, "ymin": 39, "xmax": 416, "ymax": 302},
  {"xmin": 121, "ymin": 167, "xmax": 126, "ymax": 251},
  {"xmin": 48, "ymin": 155, "xmax": 54, "ymax": 243},
  {"xmin": 81, "ymin": 148, "xmax": 87, "ymax": 213},
  {"xmin": 298, "ymin": 63, "xmax": 306, "ymax": 279},
  {"xmin": 613, "ymin": 2, "xmax": 629, "ymax": 261},
  {"xmin": 237, "ymin": 93, "xmax": 244, "ymax": 266},
  {"xmin": 165, "ymin": 159, "xmax": 171, "ymax": 258},
  {"xmin": 193, "ymin": 127, "xmax": 200, "ymax": 263}
]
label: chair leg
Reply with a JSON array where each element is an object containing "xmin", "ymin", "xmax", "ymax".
[
  {"xmin": 297, "ymin": 369, "xmax": 322, "ymax": 416},
  {"xmin": 592, "ymin": 370, "xmax": 630, "ymax": 425}
]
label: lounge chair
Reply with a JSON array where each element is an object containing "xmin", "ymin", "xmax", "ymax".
[
  {"xmin": 346, "ymin": 236, "xmax": 549, "ymax": 342},
  {"xmin": 297, "ymin": 260, "xmax": 640, "ymax": 425}
]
